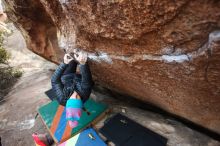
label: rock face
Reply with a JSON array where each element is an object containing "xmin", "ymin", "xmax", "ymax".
[{"xmin": 3, "ymin": 0, "xmax": 220, "ymax": 134}]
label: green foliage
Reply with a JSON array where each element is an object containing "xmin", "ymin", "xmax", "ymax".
[
  {"xmin": 0, "ymin": 46, "xmax": 10, "ymax": 63},
  {"xmin": 0, "ymin": 68, "xmax": 14, "ymax": 89},
  {"xmin": 0, "ymin": 31, "xmax": 4, "ymax": 44},
  {"xmin": 0, "ymin": 67, "xmax": 23, "ymax": 101},
  {"xmin": 0, "ymin": 31, "xmax": 10, "ymax": 63},
  {"xmin": 0, "ymin": 30, "xmax": 22, "ymax": 99},
  {"xmin": 12, "ymin": 68, "xmax": 23, "ymax": 78}
]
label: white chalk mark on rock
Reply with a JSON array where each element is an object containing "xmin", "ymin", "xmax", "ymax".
[
  {"xmin": 59, "ymin": 0, "xmax": 69, "ymax": 4},
  {"xmin": 161, "ymin": 55, "xmax": 189, "ymax": 63},
  {"xmin": 88, "ymin": 52, "xmax": 113, "ymax": 64},
  {"xmin": 188, "ymin": 30, "xmax": 220, "ymax": 59}
]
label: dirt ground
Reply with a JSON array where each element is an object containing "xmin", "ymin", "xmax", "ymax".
[{"xmin": 0, "ymin": 25, "xmax": 219, "ymax": 146}]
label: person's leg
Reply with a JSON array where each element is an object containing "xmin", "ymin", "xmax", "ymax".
[{"xmin": 63, "ymin": 60, "xmax": 77, "ymax": 75}]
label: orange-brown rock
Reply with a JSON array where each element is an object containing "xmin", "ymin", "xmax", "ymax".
[{"xmin": 3, "ymin": 0, "xmax": 220, "ymax": 134}]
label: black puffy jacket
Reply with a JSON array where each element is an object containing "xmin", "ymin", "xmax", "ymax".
[{"xmin": 51, "ymin": 63, "xmax": 94, "ymax": 106}]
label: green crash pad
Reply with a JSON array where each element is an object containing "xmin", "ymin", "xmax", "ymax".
[{"xmin": 38, "ymin": 99, "xmax": 108, "ymax": 143}]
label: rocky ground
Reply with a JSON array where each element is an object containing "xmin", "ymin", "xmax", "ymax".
[{"xmin": 0, "ymin": 25, "xmax": 219, "ymax": 146}]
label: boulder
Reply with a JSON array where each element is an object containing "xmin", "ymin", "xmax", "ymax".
[{"xmin": 3, "ymin": 0, "xmax": 220, "ymax": 134}]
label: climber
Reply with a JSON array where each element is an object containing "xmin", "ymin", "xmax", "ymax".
[
  {"xmin": 51, "ymin": 49, "xmax": 93, "ymax": 106},
  {"xmin": 32, "ymin": 49, "xmax": 94, "ymax": 146}
]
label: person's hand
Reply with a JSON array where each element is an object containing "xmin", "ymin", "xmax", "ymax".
[
  {"xmin": 74, "ymin": 51, "xmax": 88, "ymax": 65},
  {"xmin": 63, "ymin": 54, "xmax": 73, "ymax": 64}
]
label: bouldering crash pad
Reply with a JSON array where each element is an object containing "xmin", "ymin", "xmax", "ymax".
[
  {"xmin": 38, "ymin": 99, "xmax": 108, "ymax": 143},
  {"xmin": 100, "ymin": 113, "xmax": 168, "ymax": 146},
  {"xmin": 59, "ymin": 128, "xmax": 107, "ymax": 146}
]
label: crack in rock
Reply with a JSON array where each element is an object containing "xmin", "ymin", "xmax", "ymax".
[{"xmin": 62, "ymin": 31, "xmax": 220, "ymax": 64}]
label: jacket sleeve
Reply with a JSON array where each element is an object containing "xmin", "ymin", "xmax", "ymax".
[
  {"xmin": 79, "ymin": 63, "xmax": 94, "ymax": 89},
  {"xmin": 51, "ymin": 63, "xmax": 68, "ymax": 105},
  {"xmin": 78, "ymin": 63, "xmax": 94, "ymax": 103}
]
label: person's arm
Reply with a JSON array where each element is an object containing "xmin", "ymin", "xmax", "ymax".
[
  {"xmin": 51, "ymin": 54, "xmax": 74, "ymax": 105},
  {"xmin": 78, "ymin": 63, "xmax": 93, "ymax": 103},
  {"xmin": 79, "ymin": 63, "xmax": 94, "ymax": 89},
  {"xmin": 51, "ymin": 63, "xmax": 67, "ymax": 84},
  {"xmin": 74, "ymin": 51, "xmax": 93, "ymax": 103},
  {"xmin": 74, "ymin": 51, "xmax": 93, "ymax": 89},
  {"xmin": 51, "ymin": 63, "xmax": 68, "ymax": 105}
]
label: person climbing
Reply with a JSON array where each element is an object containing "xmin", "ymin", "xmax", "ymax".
[
  {"xmin": 32, "ymin": 49, "xmax": 94, "ymax": 146},
  {"xmin": 51, "ymin": 49, "xmax": 93, "ymax": 106}
]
